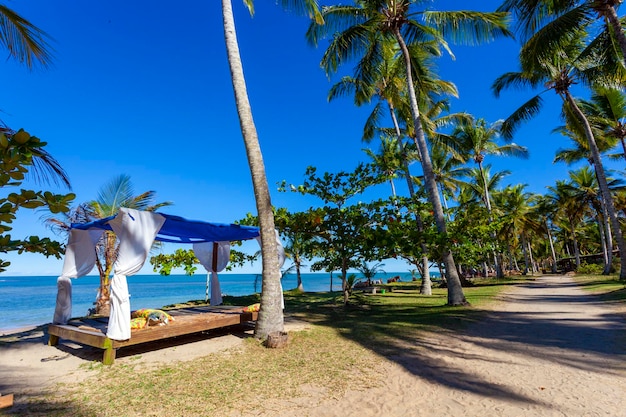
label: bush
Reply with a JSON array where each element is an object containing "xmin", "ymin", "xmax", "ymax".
[{"xmin": 577, "ymin": 262, "xmax": 603, "ymax": 275}]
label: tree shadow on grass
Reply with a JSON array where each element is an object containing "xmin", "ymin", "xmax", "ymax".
[{"xmin": 287, "ymin": 277, "xmax": 626, "ymax": 407}]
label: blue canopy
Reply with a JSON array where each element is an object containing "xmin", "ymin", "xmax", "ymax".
[{"xmin": 70, "ymin": 212, "xmax": 260, "ymax": 244}]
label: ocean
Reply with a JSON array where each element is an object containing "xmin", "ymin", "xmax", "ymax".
[{"xmin": 0, "ymin": 272, "xmax": 416, "ymax": 332}]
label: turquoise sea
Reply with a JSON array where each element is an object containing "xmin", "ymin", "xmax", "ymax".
[{"xmin": 0, "ymin": 272, "xmax": 417, "ymax": 332}]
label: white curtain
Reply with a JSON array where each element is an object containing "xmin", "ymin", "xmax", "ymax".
[
  {"xmin": 106, "ymin": 208, "xmax": 165, "ymax": 340},
  {"xmin": 53, "ymin": 228, "xmax": 104, "ymax": 324},
  {"xmin": 193, "ymin": 241, "xmax": 230, "ymax": 306}
]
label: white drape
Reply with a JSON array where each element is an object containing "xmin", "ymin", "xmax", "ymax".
[
  {"xmin": 53, "ymin": 228, "xmax": 104, "ymax": 324},
  {"xmin": 106, "ymin": 208, "xmax": 166, "ymax": 340},
  {"xmin": 193, "ymin": 241, "xmax": 230, "ymax": 306}
]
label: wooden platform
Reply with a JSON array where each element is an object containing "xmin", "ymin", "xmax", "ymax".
[{"xmin": 48, "ymin": 305, "xmax": 258, "ymax": 365}]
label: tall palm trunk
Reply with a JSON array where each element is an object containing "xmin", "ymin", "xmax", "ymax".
[
  {"xmin": 388, "ymin": 104, "xmax": 432, "ymax": 295},
  {"xmin": 565, "ymin": 91, "xmax": 626, "ymax": 280},
  {"xmin": 392, "ymin": 27, "xmax": 466, "ymax": 305},
  {"xmin": 222, "ymin": 0, "xmax": 283, "ymax": 339},
  {"xmin": 546, "ymin": 220, "xmax": 558, "ymax": 273},
  {"xmin": 477, "ymin": 160, "xmax": 504, "ymax": 278}
]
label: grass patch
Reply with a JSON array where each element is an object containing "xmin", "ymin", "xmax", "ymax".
[
  {"xmin": 56, "ymin": 327, "xmax": 383, "ymax": 417},
  {"xmin": 10, "ymin": 276, "xmax": 538, "ymax": 416},
  {"xmin": 573, "ymin": 274, "xmax": 626, "ymax": 305}
]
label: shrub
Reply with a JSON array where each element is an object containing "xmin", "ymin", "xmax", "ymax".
[{"xmin": 577, "ymin": 262, "xmax": 603, "ymax": 275}]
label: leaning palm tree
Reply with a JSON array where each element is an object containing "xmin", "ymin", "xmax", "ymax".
[
  {"xmin": 307, "ymin": 0, "xmax": 511, "ymax": 305},
  {"xmin": 493, "ymin": 24, "xmax": 626, "ymax": 279},
  {"xmin": 221, "ymin": 0, "xmax": 322, "ymax": 338},
  {"xmin": 0, "ymin": 4, "xmax": 53, "ymax": 69}
]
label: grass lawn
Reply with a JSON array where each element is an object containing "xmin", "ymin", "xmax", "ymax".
[{"xmin": 14, "ymin": 274, "xmax": 620, "ymax": 417}]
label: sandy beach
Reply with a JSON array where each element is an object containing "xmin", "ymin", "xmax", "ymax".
[{"xmin": 1, "ymin": 275, "xmax": 625, "ymax": 416}]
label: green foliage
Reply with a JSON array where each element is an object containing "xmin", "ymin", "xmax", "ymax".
[
  {"xmin": 150, "ymin": 247, "xmax": 258, "ymax": 275},
  {"xmin": 0, "ymin": 128, "xmax": 74, "ymax": 273},
  {"xmin": 577, "ymin": 262, "xmax": 604, "ymax": 275}
]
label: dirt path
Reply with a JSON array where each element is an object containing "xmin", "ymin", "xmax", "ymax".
[{"xmin": 261, "ymin": 275, "xmax": 626, "ymax": 417}]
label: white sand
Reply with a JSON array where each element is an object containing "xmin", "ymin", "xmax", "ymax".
[{"xmin": 2, "ymin": 275, "xmax": 625, "ymax": 416}]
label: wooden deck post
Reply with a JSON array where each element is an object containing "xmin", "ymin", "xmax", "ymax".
[
  {"xmin": 102, "ymin": 338, "xmax": 116, "ymax": 365},
  {"xmin": 48, "ymin": 334, "xmax": 59, "ymax": 346}
]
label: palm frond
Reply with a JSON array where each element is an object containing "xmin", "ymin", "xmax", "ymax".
[
  {"xmin": 277, "ymin": 0, "xmax": 323, "ymax": 24},
  {"xmin": 0, "ymin": 5, "xmax": 54, "ymax": 69},
  {"xmin": 422, "ymin": 10, "xmax": 513, "ymax": 46},
  {"xmin": 501, "ymin": 94, "xmax": 544, "ymax": 140}
]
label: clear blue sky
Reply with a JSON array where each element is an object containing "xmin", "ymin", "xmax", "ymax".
[{"xmin": 2, "ymin": 0, "xmax": 614, "ymax": 276}]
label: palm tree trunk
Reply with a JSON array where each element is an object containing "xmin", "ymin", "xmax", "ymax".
[
  {"xmin": 527, "ymin": 239, "xmax": 536, "ymax": 274},
  {"xmin": 392, "ymin": 27, "xmax": 466, "ymax": 305},
  {"xmin": 600, "ymin": 6, "xmax": 626, "ymax": 64},
  {"xmin": 546, "ymin": 220, "xmax": 558, "ymax": 273},
  {"xmin": 296, "ymin": 259, "xmax": 304, "ymax": 291},
  {"xmin": 478, "ymin": 161, "xmax": 504, "ymax": 278},
  {"xmin": 388, "ymin": 103, "xmax": 432, "ymax": 295},
  {"xmin": 222, "ymin": 0, "xmax": 283, "ymax": 339},
  {"xmin": 565, "ymin": 91, "xmax": 626, "ymax": 280},
  {"xmin": 574, "ymin": 237, "xmax": 581, "ymax": 269}
]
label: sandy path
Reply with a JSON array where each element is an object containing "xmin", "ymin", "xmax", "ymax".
[{"xmin": 261, "ymin": 275, "xmax": 626, "ymax": 417}]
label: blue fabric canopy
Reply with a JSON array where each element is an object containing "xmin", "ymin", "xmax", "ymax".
[{"xmin": 70, "ymin": 212, "xmax": 260, "ymax": 244}]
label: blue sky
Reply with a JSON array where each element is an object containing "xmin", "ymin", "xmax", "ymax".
[{"xmin": 2, "ymin": 0, "xmax": 616, "ymax": 276}]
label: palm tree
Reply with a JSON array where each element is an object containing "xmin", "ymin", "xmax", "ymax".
[
  {"xmin": 579, "ymin": 87, "xmax": 626, "ymax": 161},
  {"xmin": 495, "ymin": 185, "xmax": 540, "ymax": 275},
  {"xmin": 356, "ymin": 260, "xmax": 386, "ymax": 286},
  {"xmin": 499, "ymin": 0, "xmax": 626, "ymax": 66},
  {"xmin": 0, "ymin": 4, "xmax": 53, "ymax": 69},
  {"xmin": 547, "ymin": 180, "xmax": 589, "ymax": 269},
  {"xmin": 423, "ymin": 144, "xmax": 469, "ymax": 217},
  {"xmin": 220, "ymin": 0, "xmax": 322, "ymax": 338},
  {"xmin": 453, "ymin": 117, "xmax": 529, "ymax": 214},
  {"xmin": 50, "ymin": 175, "xmax": 172, "ymax": 316},
  {"xmin": 329, "ymin": 39, "xmax": 455, "ymax": 298},
  {"xmin": 452, "ymin": 117, "xmax": 528, "ymax": 277},
  {"xmin": 307, "ymin": 1, "xmax": 510, "ymax": 305},
  {"xmin": 553, "ymin": 119, "xmax": 619, "ymax": 273},
  {"xmin": 363, "ymin": 137, "xmax": 404, "ymax": 199},
  {"xmin": 493, "ymin": 23, "xmax": 626, "ymax": 280}
]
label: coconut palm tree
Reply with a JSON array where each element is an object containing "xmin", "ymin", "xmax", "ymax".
[
  {"xmin": 579, "ymin": 87, "xmax": 626, "ymax": 161},
  {"xmin": 0, "ymin": 4, "xmax": 53, "ymax": 69},
  {"xmin": 451, "ymin": 117, "xmax": 528, "ymax": 277},
  {"xmin": 495, "ymin": 184, "xmax": 541, "ymax": 275},
  {"xmin": 493, "ymin": 23, "xmax": 626, "ymax": 280},
  {"xmin": 329, "ymin": 39, "xmax": 458, "ymax": 297},
  {"xmin": 307, "ymin": 1, "xmax": 510, "ymax": 305},
  {"xmin": 220, "ymin": 0, "xmax": 322, "ymax": 338},
  {"xmin": 499, "ymin": 0, "xmax": 626, "ymax": 66},
  {"xmin": 547, "ymin": 180, "xmax": 589, "ymax": 269}
]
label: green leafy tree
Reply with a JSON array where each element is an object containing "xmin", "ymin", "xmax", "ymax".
[
  {"xmin": 0, "ymin": 128, "xmax": 74, "ymax": 272},
  {"xmin": 283, "ymin": 164, "xmax": 379, "ymax": 304}
]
